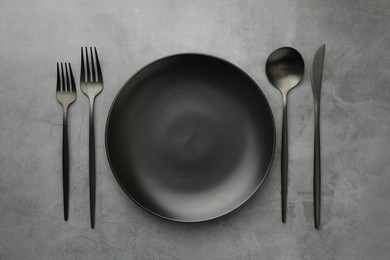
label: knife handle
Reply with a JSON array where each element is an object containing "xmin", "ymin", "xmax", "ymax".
[{"xmin": 314, "ymin": 104, "xmax": 321, "ymax": 229}]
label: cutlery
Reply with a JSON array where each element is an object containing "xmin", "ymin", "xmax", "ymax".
[
  {"xmin": 311, "ymin": 45, "xmax": 325, "ymax": 229},
  {"xmin": 80, "ymin": 47, "xmax": 103, "ymax": 228},
  {"xmin": 266, "ymin": 47, "xmax": 304, "ymax": 223},
  {"xmin": 56, "ymin": 62, "xmax": 77, "ymax": 221}
]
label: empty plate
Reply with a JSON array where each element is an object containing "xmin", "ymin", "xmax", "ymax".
[{"xmin": 106, "ymin": 53, "xmax": 275, "ymax": 222}]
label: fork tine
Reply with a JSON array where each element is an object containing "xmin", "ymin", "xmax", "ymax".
[
  {"xmin": 90, "ymin": 47, "xmax": 96, "ymax": 82},
  {"xmin": 65, "ymin": 63, "xmax": 70, "ymax": 92},
  {"xmin": 95, "ymin": 47, "xmax": 103, "ymax": 82},
  {"xmin": 57, "ymin": 63, "xmax": 61, "ymax": 92},
  {"xmin": 69, "ymin": 63, "xmax": 76, "ymax": 92},
  {"xmin": 85, "ymin": 47, "xmax": 91, "ymax": 82},
  {"xmin": 61, "ymin": 63, "xmax": 65, "ymax": 92},
  {"xmin": 81, "ymin": 47, "xmax": 85, "ymax": 82}
]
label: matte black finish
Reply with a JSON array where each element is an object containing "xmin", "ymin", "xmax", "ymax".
[
  {"xmin": 265, "ymin": 47, "xmax": 304, "ymax": 223},
  {"xmin": 80, "ymin": 47, "xmax": 103, "ymax": 229},
  {"xmin": 311, "ymin": 45, "xmax": 325, "ymax": 230},
  {"xmin": 56, "ymin": 62, "xmax": 77, "ymax": 221},
  {"xmin": 106, "ymin": 54, "xmax": 276, "ymax": 222}
]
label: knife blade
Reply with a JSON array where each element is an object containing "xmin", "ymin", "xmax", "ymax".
[
  {"xmin": 311, "ymin": 44, "xmax": 325, "ymax": 229},
  {"xmin": 311, "ymin": 45, "xmax": 325, "ymax": 102}
]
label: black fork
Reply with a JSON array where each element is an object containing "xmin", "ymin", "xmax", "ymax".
[
  {"xmin": 80, "ymin": 47, "xmax": 103, "ymax": 228},
  {"xmin": 56, "ymin": 63, "xmax": 77, "ymax": 221}
]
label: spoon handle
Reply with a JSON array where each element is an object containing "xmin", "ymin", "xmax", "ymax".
[{"xmin": 281, "ymin": 93, "xmax": 288, "ymax": 223}]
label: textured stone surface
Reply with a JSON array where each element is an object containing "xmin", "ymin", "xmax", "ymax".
[{"xmin": 0, "ymin": 0, "xmax": 389, "ymax": 259}]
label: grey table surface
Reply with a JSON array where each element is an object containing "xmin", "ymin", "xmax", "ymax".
[{"xmin": 1, "ymin": 0, "xmax": 389, "ymax": 259}]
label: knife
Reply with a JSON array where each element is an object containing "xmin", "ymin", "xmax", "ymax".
[{"xmin": 311, "ymin": 45, "xmax": 325, "ymax": 229}]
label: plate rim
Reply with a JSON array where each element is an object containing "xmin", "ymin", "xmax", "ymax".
[{"xmin": 105, "ymin": 52, "xmax": 276, "ymax": 223}]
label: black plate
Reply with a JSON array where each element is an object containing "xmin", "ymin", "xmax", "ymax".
[{"xmin": 106, "ymin": 53, "xmax": 275, "ymax": 222}]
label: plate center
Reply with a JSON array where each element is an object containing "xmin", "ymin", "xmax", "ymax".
[{"xmin": 164, "ymin": 112, "xmax": 216, "ymax": 165}]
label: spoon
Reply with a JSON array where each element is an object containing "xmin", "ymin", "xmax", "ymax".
[{"xmin": 266, "ymin": 47, "xmax": 304, "ymax": 223}]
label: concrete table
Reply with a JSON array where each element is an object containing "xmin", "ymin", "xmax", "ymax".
[{"xmin": 0, "ymin": 0, "xmax": 389, "ymax": 259}]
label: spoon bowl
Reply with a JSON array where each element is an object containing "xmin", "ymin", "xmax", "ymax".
[{"xmin": 266, "ymin": 47, "xmax": 304, "ymax": 94}]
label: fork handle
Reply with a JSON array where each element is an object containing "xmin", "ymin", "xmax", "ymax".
[
  {"xmin": 62, "ymin": 107, "xmax": 69, "ymax": 221},
  {"xmin": 89, "ymin": 99, "xmax": 96, "ymax": 229}
]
